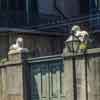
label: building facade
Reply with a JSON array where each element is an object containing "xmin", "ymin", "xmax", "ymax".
[
  {"xmin": 0, "ymin": 0, "xmax": 99, "ymax": 28},
  {"xmin": 0, "ymin": 0, "xmax": 99, "ymax": 58},
  {"xmin": 0, "ymin": 31, "xmax": 66, "ymax": 58}
]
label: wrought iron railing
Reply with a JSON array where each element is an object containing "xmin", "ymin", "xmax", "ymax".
[{"xmin": 27, "ymin": 55, "xmax": 64, "ymax": 100}]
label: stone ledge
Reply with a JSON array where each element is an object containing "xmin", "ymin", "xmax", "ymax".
[
  {"xmin": 0, "ymin": 60, "xmax": 22, "ymax": 68},
  {"xmin": 63, "ymin": 48, "xmax": 100, "ymax": 58}
]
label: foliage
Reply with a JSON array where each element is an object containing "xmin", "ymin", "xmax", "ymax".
[{"xmin": 0, "ymin": 58, "xmax": 8, "ymax": 64}]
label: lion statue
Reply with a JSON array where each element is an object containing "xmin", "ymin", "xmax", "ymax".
[
  {"xmin": 9, "ymin": 37, "xmax": 29, "ymax": 53},
  {"xmin": 71, "ymin": 25, "xmax": 89, "ymax": 51}
]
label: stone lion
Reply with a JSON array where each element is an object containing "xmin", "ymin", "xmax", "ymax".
[
  {"xmin": 72, "ymin": 25, "xmax": 89, "ymax": 51},
  {"xmin": 71, "ymin": 25, "xmax": 89, "ymax": 43},
  {"xmin": 9, "ymin": 37, "xmax": 29, "ymax": 52}
]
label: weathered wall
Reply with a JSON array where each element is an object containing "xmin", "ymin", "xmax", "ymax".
[
  {"xmin": 0, "ymin": 46, "xmax": 100, "ymax": 100},
  {"xmin": 0, "ymin": 51, "xmax": 64, "ymax": 100},
  {"xmin": 0, "ymin": 51, "xmax": 29, "ymax": 100},
  {"xmin": 63, "ymin": 48, "xmax": 100, "ymax": 100},
  {"xmin": 0, "ymin": 64, "xmax": 23, "ymax": 100}
]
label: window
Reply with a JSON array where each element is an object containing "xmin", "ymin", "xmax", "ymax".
[
  {"xmin": 80, "ymin": 0, "xmax": 89, "ymax": 15},
  {"xmin": 0, "ymin": 0, "xmax": 25, "ymax": 11},
  {"xmin": 8, "ymin": 0, "xmax": 16, "ymax": 10},
  {"xmin": 1, "ymin": 0, "xmax": 7, "ymax": 10},
  {"xmin": 28, "ymin": 0, "xmax": 38, "ymax": 14},
  {"xmin": 89, "ymin": 0, "xmax": 100, "ymax": 12},
  {"xmin": 38, "ymin": 0, "xmax": 54, "ymax": 14}
]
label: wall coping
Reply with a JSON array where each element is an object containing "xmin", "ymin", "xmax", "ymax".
[
  {"xmin": 0, "ymin": 48, "xmax": 100, "ymax": 67},
  {"xmin": 0, "ymin": 60, "xmax": 22, "ymax": 68},
  {"xmin": 27, "ymin": 54, "xmax": 63, "ymax": 63},
  {"xmin": 63, "ymin": 48, "xmax": 100, "ymax": 58}
]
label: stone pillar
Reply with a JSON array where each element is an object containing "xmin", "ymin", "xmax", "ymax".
[
  {"xmin": 0, "ymin": 45, "xmax": 29, "ymax": 100},
  {"xmin": 7, "ymin": 49, "xmax": 29, "ymax": 100},
  {"xmin": 62, "ymin": 39, "xmax": 87, "ymax": 100},
  {"xmin": 63, "ymin": 45, "xmax": 74, "ymax": 100},
  {"xmin": 63, "ymin": 40, "xmax": 100, "ymax": 100}
]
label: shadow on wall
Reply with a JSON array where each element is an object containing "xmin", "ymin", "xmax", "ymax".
[
  {"xmin": 23, "ymin": 62, "xmax": 40, "ymax": 100},
  {"xmin": 31, "ymin": 77, "xmax": 40, "ymax": 100}
]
